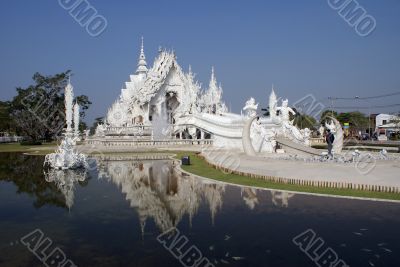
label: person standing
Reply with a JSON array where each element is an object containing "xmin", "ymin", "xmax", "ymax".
[{"xmin": 326, "ymin": 129, "xmax": 335, "ymax": 158}]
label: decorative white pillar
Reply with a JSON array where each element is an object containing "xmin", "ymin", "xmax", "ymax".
[
  {"xmin": 65, "ymin": 83, "xmax": 74, "ymax": 135},
  {"xmin": 73, "ymin": 102, "xmax": 80, "ymax": 139},
  {"xmin": 201, "ymin": 130, "xmax": 205, "ymax": 140}
]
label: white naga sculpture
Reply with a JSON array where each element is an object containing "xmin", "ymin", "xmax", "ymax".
[
  {"xmin": 242, "ymin": 98, "xmax": 277, "ymax": 155},
  {"xmin": 242, "ymin": 116, "xmax": 257, "ymax": 156},
  {"xmin": 44, "ymin": 82, "xmax": 88, "ymax": 170},
  {"xmin": 325, "ymin": 116, "xmax": 344, "ymax": 154}
]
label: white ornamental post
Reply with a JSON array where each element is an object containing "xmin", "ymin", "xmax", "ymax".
[
  {"xmin": 65, "ymin": 83, "xmax": 74, "ymax": 136},
  {"xmin": 73, "ymin": 102, "xmax": 80, "ymax": 139}
]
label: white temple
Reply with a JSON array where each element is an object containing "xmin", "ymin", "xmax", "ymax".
[{"xmin": 94, "ymin": 38, "xmax": 312, "ymax": 154}]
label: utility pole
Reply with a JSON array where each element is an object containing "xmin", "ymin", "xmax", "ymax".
[{"xmin": 328, "ymin": 96, "xmax": 336, "ymax": 117}]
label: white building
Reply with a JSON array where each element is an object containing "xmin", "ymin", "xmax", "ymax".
[
  {"xmin": 375, "ymin": 114, "xmax": 400, "ymax": 138},
  {"xmin": 376, "ymin": 114, "xmax": 398, "ymax": 128},
  {"xmin": 94, "ymin": 39, "xmax": 312, "ymax": 153}
]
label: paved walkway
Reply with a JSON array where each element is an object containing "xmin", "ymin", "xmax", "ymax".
[{"xmin": 204, "ymin": 152, "xmax": 400, "ymax": 188}]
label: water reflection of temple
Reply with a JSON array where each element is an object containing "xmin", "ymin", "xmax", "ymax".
[
  {"xmin": 97, "ymin": 157, "xmax": 225, "ymax": 233},
  {"xmin": 43, "ymin": 156, "xmax": 296, "ymax": 222},
  {"xmin": 241, "ymin": 188, "xmax": 295, "ymax": 210},
  {"xmin": 271, "ymin": 190, "xmax": 295, "ymax": 208}
]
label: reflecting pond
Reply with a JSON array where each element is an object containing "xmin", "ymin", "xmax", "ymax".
[{"xmin": 0, "ymin": 153, "xmax": 399, "ymax": 267}]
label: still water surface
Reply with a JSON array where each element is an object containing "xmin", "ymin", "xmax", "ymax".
[{"xmin": 0, "ymin": 153, "xmax": 399, "ymax": 267}]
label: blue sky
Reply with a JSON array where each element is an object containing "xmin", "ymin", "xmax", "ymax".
[{"xmin": 1, "ymin": 0, "xmax": 399, "ymax": 124}]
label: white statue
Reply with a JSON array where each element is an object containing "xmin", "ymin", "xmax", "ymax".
[
  {"xmin": 251, "ymin": 119, "xmax": 277, "ymax": 153},
  {"xmin": 318, "ymin": 125, "xmax": 325, "ymax": 137},
  {"xmin": 277, "ymin": 99, "xmax": 296, "ymax": 124},
  {"xmin": 95, "ymin": 123, "xmax": 106, "ymax": 137},
  {"xmin": 269, "ymin": 87, "xmax": 278, "ymax": 120},
  {"xmin": 242, "ymin": 116, "xmax": 277, "ymax": 155},
  {"xmin": 243, "ymin": 97, "xmax": 258, "ymax": 117},
  {"xmin": 84, "ymin": 129, "xmax": 90, "ymax": 138}
]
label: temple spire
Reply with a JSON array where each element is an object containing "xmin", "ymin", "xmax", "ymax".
[
  {"xmin": 209, "ymin": 66, "xmax": 217, "ymax": 90},
  {"xmin": 136, "ymin": 36, "xmax": 148, "ymax": 75},
  {"xmin": 270, "ymin": 84, "xmax": 276, "ymax": 99}
]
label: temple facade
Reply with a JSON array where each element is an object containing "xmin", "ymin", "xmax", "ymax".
[
  {"xmin": 94, "ymin": 39, "xmax": 311, "ymax": 153},
  {"xmin": 100, "ymin": 38, "xmax": 227, "ymax": 139}
]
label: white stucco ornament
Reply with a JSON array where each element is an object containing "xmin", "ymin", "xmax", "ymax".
[
  {"xmin": 243, "ymin": 97, "xmax": 258, "ymax": 117},
  {"xmin": 44, "ymin": 81, "xmax": 88, "ymax": 170}
]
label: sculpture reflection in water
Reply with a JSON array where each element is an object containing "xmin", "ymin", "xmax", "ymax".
[{"xmin": 44, "ymin": 168, "xmax": 88, "ymax": 210}]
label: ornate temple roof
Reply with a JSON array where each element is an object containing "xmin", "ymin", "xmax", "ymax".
[{"xmin": 133, "ymin": 49, "xmax": 186, "ymax": 105}]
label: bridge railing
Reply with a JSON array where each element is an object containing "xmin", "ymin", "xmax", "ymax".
[{"xmin": 87, "ymin": 138, "xmax": 213, "ymax": 147}]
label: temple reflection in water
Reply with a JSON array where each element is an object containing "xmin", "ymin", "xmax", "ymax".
[
  {"xmin": 44, "ymin": 155, "xmax": 296, "ymax": 233},
  {"xmin": 96, "ymin": 156, "xmax": 226, "ymax": 233}
]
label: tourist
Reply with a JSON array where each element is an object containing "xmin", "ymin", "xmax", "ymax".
[{"xmin": 326, "ymin": 129, "xmax": 335, "ymax": 158}]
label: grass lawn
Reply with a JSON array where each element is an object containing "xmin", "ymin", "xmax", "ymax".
[
  {"xmin": 174, "ymin": 152, "xmax": 400, "ymax": 201},
  {"xmin": 0, "ymin": 143, "xmax": 57, "ymax": 153}
]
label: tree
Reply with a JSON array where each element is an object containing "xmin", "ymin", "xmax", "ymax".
[
  {"xmin": 336, "ymin": 112, "xmax": 368, "ymax": 131},
  {"xmin": 0, "ymin": 101, "xmax": 16, "ymax": 133},
  {"xmin": 292, "ymin": 108, "xmax": 317, "ymax": 129},
  {"xmin": 10, "ymin": 71, "xmax": 92, "ymax": 141},
  {"xmin": 320, "ymin": 110, "xmax": 338, "ymax": 125},
  {"xmin": 294, "ymin": 113, "xmax": 317, "ymax": 129},
  {"xmin": 389, "ymin": 117, "xmax": 400, "ymax": 139}
]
